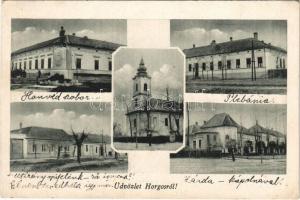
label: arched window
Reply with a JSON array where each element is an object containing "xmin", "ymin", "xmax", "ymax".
[
  {"xmin": 144, "ymin": 83, "xmax": 147, "ymax": 91},
  {"xmin": 225, "ymin": 135, "xmax": 230, "ymax": 140}
]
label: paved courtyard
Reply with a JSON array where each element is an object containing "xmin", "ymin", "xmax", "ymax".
[{"xmin": 170, "ymin": 157, "xmax": 286, "ymax": 174}]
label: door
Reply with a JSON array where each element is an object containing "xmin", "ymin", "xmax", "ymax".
[
  {"xmin": 10, "ymin": 139, "xmax": 23, "ymax": 159},
  {"xmin": 195, "ymin": 63, "xmax": 199, "ymax": 78}
]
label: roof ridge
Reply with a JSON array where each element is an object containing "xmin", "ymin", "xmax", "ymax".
[{"xmin": 184, "ymin": 38, "xmax": 255, "ymax": 51}]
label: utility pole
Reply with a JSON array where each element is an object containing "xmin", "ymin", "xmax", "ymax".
[{"xmin": 186, "ymin": 103, "xmax": 190, "ymax": 147}]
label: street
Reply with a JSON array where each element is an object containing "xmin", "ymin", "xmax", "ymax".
[{"xmin": 170, "ymin": 156, "xmax": 286, "ymax": 174}]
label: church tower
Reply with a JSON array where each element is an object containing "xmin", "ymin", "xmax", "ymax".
[{"xmin": 132, "ymin": 58, "xmax": 151, "ymax": 102}]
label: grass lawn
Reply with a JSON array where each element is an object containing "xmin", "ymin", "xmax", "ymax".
[
  {"xmin": 186, "ymin": 78, "xmax": 287, "ymax": 94},
  {"xmin": 170, "ymin": 157, "xmax": 286, "ymax": 174},
  {"xmin": 10, "ymin": 157, "xmax": 128, "ymax": 172},
  {"xmin": 113, "ymin": 142, "xmax": 183, "ymax": 151}
]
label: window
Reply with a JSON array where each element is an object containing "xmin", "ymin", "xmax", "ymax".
[
  {"xmin": 135, "ymin": 83, "xmax": 138, "ymax": 91},
  {"xmin": 41, "ymin": 59, "xmax": 44, "ymax": 69},
  {"xmin": 225, "ymin": 135, "xmax": 230, "ymax": 140},
  {"xmin": 133, "ymin": 119, "xmax": 137, "ymax": 128},
  {"xmin": 210, "ymin": 62, "xmax": 214, "ymax": 71},
  {"xmin": 94, "ymin": 60, "xmax": 99, "ymax": 70},
  {"xmin": 283, "ymin": 59, "xmax": 286, "ymax": 68},
  {"xmin": 96, "ymin": 147, "xmax": 98, "ymax": 153},
  {"xmin": 42, "ymin": 144, "xmax": 46, "ymax": 152},
  {"xmin": 202, "ymin": 63, "xmax": 206, "ymax": 71},
  {"xmin": 48, "ymin": 58, "xmax": 52, "ymax": 69},
  {"xmin": 236, "ymin": 59, "xmax": 240, "ymax": 68},
  {"xmin": 76, "ymin": 58, "xmax": 81, "ymax": 69},
  {"xmin": 85, "ymin": 145, "xmax": 88, "ymax": 152},
  {"xmin": 198, "ymin": 140, "xmax": 202, "ymax": 148},
  {"xmin": 51, "ymin": 145, "xmax": 54, "ymax": 152},
  {"xmin": 280, "ymin": 58, "xmax": 282, "ymax": 68},
  {"xmin": 24, "ymin": 61, "xmax": 27, "ymax": 70},
  {"xmin": 19, "ymin": 62, "xmax": 22, "ymax": 69},
  {"xmin": 226, "ymin": 60, "xmax": 231, "ymax": 69},
  {"xmin": 14, "ymin": 63, "xmax": 17, "ymax": 69},
  {"xmin": 246, "ymin": 58, "xmax": 251, "ymax": 68},
  {"xmin": 35, "ymin": 59, "xmax": 38, "ymax": 69},
  {"xmin": 188, "ymin": 64, "xmax": 192, "ymax": 72},
  {"xmin": 165, "ymin": 118, "xmax": 168, "ymax": 126},
  {"xmin": 153, "ymin": 117, "xmax": 157, "ymax": 128},
  {"xmin": 32, "ymin": 144, "xmax": 36, "ymax": 152},
  {"xmin": 207, "ymin": 135, "xmax": 210, "ymax": 145},
  {"xmin": 144, "ymin": 83, "xmax": 147, "ymax": 92},
  {"xmin": 218, "ymin": 61, "xmax": 222, "ymax": 70},
  {"xmin": 108, "ymin": 61, "xmax": 112, "ymax": 71},
  {"xmin": 213, "ymin": 135, "xmax": 217, "ymax": 141},
  {"xmin": 257, "ymin": 57, "xmax": 263, "ymax": 68},
  {"xmin": 193, "ymin": 141, "xmax": 196, "ymax": 149},
  {"xmin": 29, "ymin": 60, "xmax": 32, "ymax": 70}
]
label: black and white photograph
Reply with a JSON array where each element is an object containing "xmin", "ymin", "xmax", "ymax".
[
  {"xmin": 113, "ymin": 48, "xmax": 184, "ymax": 151},
  {"xmin": 171, "ymin": 20, "xmax": 287, "ymax": 94},
  {"xmin": 11, "ymin": 19, "xmax": 127, "ymax": 92},
  {"xmin": 171, "ymin": 103, "xmax": 287, "ymax": 174},
  {"xmin": 10, "ymin": 102, "xmax": 128, "ymax": 172}
]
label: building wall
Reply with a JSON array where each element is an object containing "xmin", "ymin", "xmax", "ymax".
[
  {"xmin": 127, "ymin": 111, "xmax": 183, "ymax": 137},
  {"xmin": 186, "ymin": 48, "xmax": 287, "ymax": 79},
  {"xmin": 81, "ymin": 143, "xmax": 114, "ymax": 158},
  {"xmin": 11, "ymin": 45, "xmax": 113, "ymax": 80}
]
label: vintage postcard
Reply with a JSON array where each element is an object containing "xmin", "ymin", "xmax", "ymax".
[{"xmin": 0, "ymin": 1, "xmax": 299, "ymax": 199}]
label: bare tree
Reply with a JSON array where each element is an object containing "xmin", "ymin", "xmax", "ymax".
[{"xmin": 71, "ymin": 127, "xmax": 88, "ymax": 163}]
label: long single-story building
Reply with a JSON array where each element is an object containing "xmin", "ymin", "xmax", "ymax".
[
  {"xmin": 10, "ymin": 125, "xmax": 115, "ymax": 160},
  {"xmin": 186, "ymin": 113, "xmax": 286, "ymax": 155},
  {"xmin": 184, "ymin": 32, "xmax": 287, "ymax": 80},
  {"xmin": 11, "ymin": 26, "xmax": 122, "ymax": 82}
]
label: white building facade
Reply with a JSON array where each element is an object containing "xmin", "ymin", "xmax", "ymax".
[
  {"xmin": 11, "ymin": 27, "xmax": 121, "ymax": 81},
  {"xmin": 184, "ymin": 33, "xmax": 287, "ymax": 80}
]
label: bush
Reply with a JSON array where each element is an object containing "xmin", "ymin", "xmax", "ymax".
[{"xmin": 48, "ymin": 73, "xmax": 65, "ymax": 83}]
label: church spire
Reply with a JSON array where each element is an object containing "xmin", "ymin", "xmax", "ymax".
[{"xmin": 136, "ymin": 57, "xmax": 148, "ymax": 77}]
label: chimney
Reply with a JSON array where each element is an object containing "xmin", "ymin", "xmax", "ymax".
[
  {"xmin": 211, "ymin": 40, "xmax": 216, "ymax": 45},
  {"xmin": 253, "ymin": 32, "xmax": 258, "ymax": 40},
  {"xmin": 72, "ymin": 33, "xmax": 76, "ymax": 36},
  {"xmin": 19, "ymin": 122, "xmax": 23, "ymax": 129},
  {"xmin": 195, "ymin": 121, "xmax": 198, "ymax": 125},
  {"xmin": 59, "ymin": 26, "xmax": 66, "ymax": 37},
  {"xmin": 193, "ymin": 44, "xmax": 196, "ymax": 48},
  {"xmin": 83, "ymin": 36, "xmax": 88, "ymax": 39},
  {"xmin": 230, "ymin": 37, "xmax": 233, "ymax": 41},
  {"xmin": 203, "ymin": 120, "xmax": 207, "ymax": 125}
]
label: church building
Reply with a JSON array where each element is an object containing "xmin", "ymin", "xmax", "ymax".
[
  {"xmin": 125, "ymin": 58, "xmax": 183, "ymax": 142},
  {"xmin": 11, "ymin": 26, "xmax": 122, "ymax": 81}
]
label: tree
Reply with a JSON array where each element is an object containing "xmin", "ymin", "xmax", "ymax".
[{"xmin": 71, "ymin": 127, "xmax": 88, "ymax": 163}]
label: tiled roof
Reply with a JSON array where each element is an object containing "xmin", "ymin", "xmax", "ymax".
[
  {"xmin": 183, "ymin": 38, "xmax": 287, "ymax": 58},
  {"xmin": 11, "ymin": 35, "xmax": 123, "ymax": 56},
  {"xmin": 84, "ymin": 133, "xmax": 111, "ymax": 144},
  {"xmin": 201, "ymin": 113, "xmax": 240, "ymax": 128},
  {"xmin": 11, "ymin": 126, "xmax": 112, "ymax": 143},
  {"xmin": 11, "ymin": 126, "xmax": 72, "ymax": 141}
]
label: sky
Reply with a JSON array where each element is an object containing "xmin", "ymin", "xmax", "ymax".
[
  {"xmin": 11, "ymin": 102, "xmax": 111, "ymax": 136},
  {"xmin": 187, "ymin": 103, "xmax": 287, "ymax": 134},
  {"xmin": 171, "ymin": 20, "xmax": 287, "ymax": 50},
  {"xmin": 113, "ymin": 48, "xmax": 184, "ymax": 131},
  {"xmin": 11, "ymin": 19, "xmax": 127, "ymax": 51}
]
